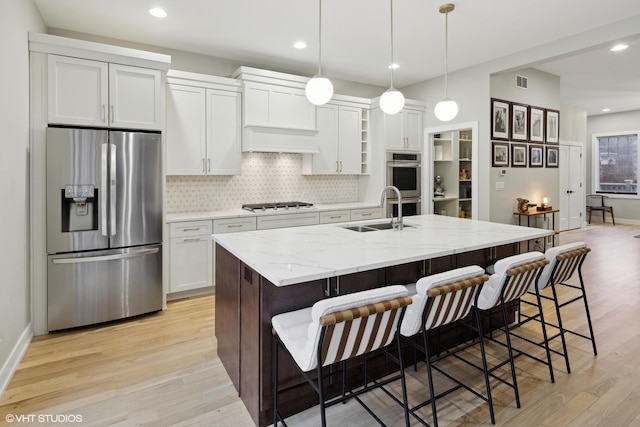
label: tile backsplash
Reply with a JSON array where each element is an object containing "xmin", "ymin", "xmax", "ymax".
[{"xmin": 166, "ymin": 152, "xmax": 360, "ymax": 213}]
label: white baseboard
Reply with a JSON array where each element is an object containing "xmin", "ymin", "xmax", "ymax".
[{"xmin": 0, "ymin": 323, "xmax": 33, "ymax": 399}]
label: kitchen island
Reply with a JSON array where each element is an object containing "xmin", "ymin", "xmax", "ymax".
[{"xmin": 213, "ymin": 214, "xmax": 552, "ymax": 426}]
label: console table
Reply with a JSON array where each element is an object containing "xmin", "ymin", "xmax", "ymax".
[{"xmin": 513, "ymin": 209, "xmax": 559, "ymax": 250}]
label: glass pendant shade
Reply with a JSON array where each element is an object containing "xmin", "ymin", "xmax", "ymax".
[
  {"xmin": 380, "ymin": 87, "xmax": 405, "ymax": 115},
  {"xmin": 434, "ymin": 98, "xmax": 459, "ymax": 121},
  {"xmin": 305, "ymin": 75, "xmax": 334, "ymax": 105}
]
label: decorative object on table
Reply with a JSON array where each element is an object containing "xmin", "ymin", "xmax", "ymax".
[
  {"xmin": 510, "ymin": 102, "xmax": 529, "ymax": 141},
  {"xmin": 490, "ymin": 98, "xmax": 510, "ymax": 140},
  {"xmin": 511, "ymin": 143, "xmax": 527, "ymax": 167},
  {"xmin": 434, "ymin": 175, "xmax": 445, "ymax": 197},
  {"xmin": 537, "ymin": 196, "xmax": 552, "ymax": 211},
  {"xmin": 545, "ymin": 109, "xmax": 560, "ymax": 144},
  {"xmin": 492, "ymin": 141, "xmax": 509, "ymax": 167},
  {"xmin": 529, "ymin": 144, "xmax": 544, "ymax": 167},
  {"xmin": 529, "ymin": 106, "xmax": 545, "ymax": 143},
  {"xmin": 546, "ymin": 146, "xmax": 559, "ymax": 167},
  {"xmin": 516, "ymin": 198, "xmax": 530, "ymax": 213}
]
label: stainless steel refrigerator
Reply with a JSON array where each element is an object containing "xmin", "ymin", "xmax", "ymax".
[{"xmin": 46, "ymin": 127, "xmax": 163, "ymax": 331}]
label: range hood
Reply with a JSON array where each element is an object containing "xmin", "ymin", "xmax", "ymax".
[{"xmin": 243, "ymin": 125, "xmax": 319, "ymax": 154}]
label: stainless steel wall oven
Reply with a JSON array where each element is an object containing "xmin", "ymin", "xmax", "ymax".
[{"xmin": 387, "ymin": 152, "xmax": 421, "ymax": 198}]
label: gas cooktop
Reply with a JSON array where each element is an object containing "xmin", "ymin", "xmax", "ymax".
[{"xmin": 241, "ymin": 201, "xmax": 315, "ymax": 212}]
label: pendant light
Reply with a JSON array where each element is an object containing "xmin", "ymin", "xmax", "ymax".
[
  {"xmin": 434, "ymin": 3, "xmax": 459, "ymax": 122},
  {"xmin": 379, "ymin": 0, "xmax": 405, "ymax": 115},
  {"xmin": 305, "ymin": 0, "xmax": 333, "ymax": 105}
]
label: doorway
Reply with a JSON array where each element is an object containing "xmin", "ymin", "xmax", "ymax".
[{"xmin": 559, "ymin": 144, "xmax": 583, "ymax": 231}]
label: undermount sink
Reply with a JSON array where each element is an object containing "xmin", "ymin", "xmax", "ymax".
[{"xmin": 341, "ymin": 222, "xmax": 413, "ymax": 232}]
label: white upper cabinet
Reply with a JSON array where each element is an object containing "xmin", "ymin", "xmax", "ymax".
[
  {"xmin": 48, "ymin": 55, "xmax": 162, "ymax": 130},
  {"xmin": 384, "ymin": 108, "xmax": 424, "ymax": 151},
  {"xmin": 166, "ymin": 84, "xmax": 207, "ymax": 175},
  {"xmin": 206, "ymin": 88, "xmax": 241, "ymax": 175},
  {"xmin": 303, "ymin": 103, "xmax": 365, "ymax": 175},
  {"xmin": 165, "ymin": 71, "xmax": 242, "ymax": 175},
  {"xmin": 108, "ymin": 64, "xmax": 162, "ymax": 130},
  {"xmin": 48, "ymin": 55, "xmax": 108, "ymax": 127},
  {"xmin": 244, "ymin": 82, "xmax": 315, "ymax": 130}
]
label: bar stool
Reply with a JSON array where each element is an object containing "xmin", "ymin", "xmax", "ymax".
[
  {"xmin": 519, "ymin": 242, "xmax": 596, "ymax": 374},
  {"xmin": 399, "ymin": 265, "xmax": 494, "ymax": 426},
  {"xmin": 272, "ymin": 285, "xmax": 412, "ymax": 427},
  {"xmin": 473, "ymin": 252, "xmax": 552, "ymax": 409}
]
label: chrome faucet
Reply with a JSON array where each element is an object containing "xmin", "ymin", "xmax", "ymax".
[{"xmin": 380, "ymin": 185, "xmax": 403, "ymax": 230}]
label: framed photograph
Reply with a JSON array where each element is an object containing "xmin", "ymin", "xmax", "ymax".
[
  {"xmin": 492, "ymin": 141, "xmax": 509, "ymax": 167},
  {"xmin": 545, "ymin": 109, "xmax": 560, "ymax": 144},
  {"xmin": 510, "ymin": 103, "xmax": 528, "ymax": 141},
  {"xmin": 546, "ymin": 146, "xmax": 559, "ymax": 168},
  {"xmin": 490, "ymin": 98, "xmax": 510, "ymax": 140},
  {"xmin": 529, "ymin": 144, "xmax": 544, "ymax": 167},
  {"xmin": 511, "ymin": 143, "xmax": 527, "ymax": 167},
  {"xmin": 529, "ymin": 106, "xmax": 545, "ymax": 143}
]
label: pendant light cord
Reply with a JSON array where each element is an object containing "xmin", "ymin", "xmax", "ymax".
[
  {"xmin": 317, "ymin": 0, "xmax": 323, "ymax": 76},
  {"xmin": 389, "ymin": 0, "xmax": 395, "ymax": 89},
  {"xmin": 443, "ymin": 9, "xmax": 449, "ymax": 98}
]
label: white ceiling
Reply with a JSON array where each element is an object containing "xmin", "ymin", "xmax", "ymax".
[{"xmin": 33, "ymin": 0, "xmax": 640, "ymax": 116}]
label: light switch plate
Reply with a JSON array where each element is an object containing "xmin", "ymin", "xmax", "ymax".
[{"xmin": 495, "ymin": 181, "xmax": 505, "ymax": 191}]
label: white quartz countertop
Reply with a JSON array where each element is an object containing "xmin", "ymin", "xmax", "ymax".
[
  {"xmin": 212, "ymin": 214, "xmax": 553, "ymax": 287},
  {"xmin": 166, "ymin": 202, "xmax": 381, "ymax": 223}
]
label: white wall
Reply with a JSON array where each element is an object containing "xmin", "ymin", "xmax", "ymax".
[
  {"xmin": 587, "ymin": 110, "xmax": 640, "ymax": 222},
  {"xmin": 0, "ymin": 0, "xmax": 45, "ymax": 395}
]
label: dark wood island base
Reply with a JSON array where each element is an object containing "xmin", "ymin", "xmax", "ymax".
[{"xmin": 215, "ymin": 242, "xmax": 520, "ymax": 426}]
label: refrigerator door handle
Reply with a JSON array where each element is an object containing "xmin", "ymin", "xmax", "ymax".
[
  {"xmin": 51, "ymin": 247, "xmax": 160, "ymax": 264},
  {"xmin": 110, "ymin": 143, "xmax": 117, "ymax": 236},
  {"xmin": 101, "ymin": 143, "xmax": 109, "ymax": 236}
]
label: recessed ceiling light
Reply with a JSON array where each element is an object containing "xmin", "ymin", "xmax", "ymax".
[
  {"xmin": 610, "ymin": 44, "xmax": 628, "ymax": 52},
  {"xmin": 149, "ymin": 8, "xmax": 167, "ymax": 18},
  {"xmin": 602, "ymin": 108, "xmax": 611, "ymax": 112},
  {"xmin": 293, "ymin": 41, "xmax": 307, "ymax": 49},
  {"xmin": 388, "ymin": 63, "xmax": 399, "ymax": 70}
]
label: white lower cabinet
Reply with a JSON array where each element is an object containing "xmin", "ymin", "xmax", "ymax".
[
  {"xmin": 350, "ymin": 207, "xmax": 383, "ymax": 221},
  {"xmin": 169, "ymin": 220, "xmax": 213, "ymax": 293},
  {"xmin": 256, "ymin": 212, "xmax": 320, "ymax": 230},
  {"xmin": 319, "ymin": 210, "xmax": 351, "ymax": 224}
]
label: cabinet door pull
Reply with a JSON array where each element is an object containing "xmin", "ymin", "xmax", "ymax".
[
  {"xmin": 182, "ymin": 227, "xmax": 201, "ymax": 232},
  {"xmin": 325, "ymin": 279, "xmax": 331, "ymax": 297},
  {"xmin": 329, "ymin": 215, "xmax": 342, "ymax": 219},
  {"xmin": 183, "ymin": 237, "xmax": 201, "ymax": 242},
  {"xmin": 339, "ymin": 161, "xmax": 343, "ymax": 172},
  {"xmin": 208, "ymin": 158, "xmax": 211, "ymax": 172},
  {"xmin": 334, "ymin": 277, "xmax": 340, "ymax": 295},
  {"xmin": 101, "ymin": 105, "xmax": 106, "ymax": 122},
  {"xmin": 110, "ymin": 105, "xmax": 114, "ymax": 124},
  {"xmin": 202, "ymin": 158, "xmax": 205, "ymax": 173},
  {"xmin": 362, "ymin": 212, "xmax": 372, "ymax": 216},
  {"xmin": 227, "ymin": 224, "xmax": 244, "ymax": 228},
  {"xmin": 336, "ymin": 160, "xmax": 339, "ymax": 173}
]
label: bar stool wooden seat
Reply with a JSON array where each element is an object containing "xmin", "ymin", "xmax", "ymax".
[
  {"xmin": 519, "ymin": 242, "xmax": 597, "ymax": 374},
  {"xmin": 400, "ymin": 265, "xmax": 494, "ymax": 427},
  {"xmin": 272, "ymin": 285, "xmax": 413, "ymax": 427},
  {"xmin": 473, "ymin": 252, "xmax": 552, "ymax": 409}
]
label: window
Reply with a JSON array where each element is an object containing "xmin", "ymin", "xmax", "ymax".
[{"xmin": 592, "ymin": 131, "xmax": 639, "ymax": 195}]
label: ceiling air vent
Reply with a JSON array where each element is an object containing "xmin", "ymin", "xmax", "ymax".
[{"xmin": 516, "ymin": 74, "xmax": 528, "ymax": 89}]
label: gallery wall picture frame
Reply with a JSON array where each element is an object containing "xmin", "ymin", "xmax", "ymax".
[
  {"xmin": 529, "ymin": 106, "xmax": 545, "ymax": 143},
  {"xmin": 546, "ymin": 146, "xmax": 559, "ymax": 168},
  {"xmin": 492, "ymin": 141, "xmax": 510, "ymax": 167},
  {"xmin": 510, "ymin": 102, "xmax": 529, "ymax": 141},
  {"xmin": 511, "ymin": 143, "xmax": 527, "ymax": 167},
  {"xmin": 545, "ymin": 109, "xmax": 560, "ymax": 144},
  {"xmin": 529, "ymin": 144, "xmax": 544, "ymax": 167},
  {"xmin": 490, "ymin": 98, "xmax": 510, "ymax": 140}
]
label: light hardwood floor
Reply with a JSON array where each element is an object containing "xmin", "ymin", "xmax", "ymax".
[{"xmin": 1, "ymin": 223, "xmax": 639, "ymax": 426}]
